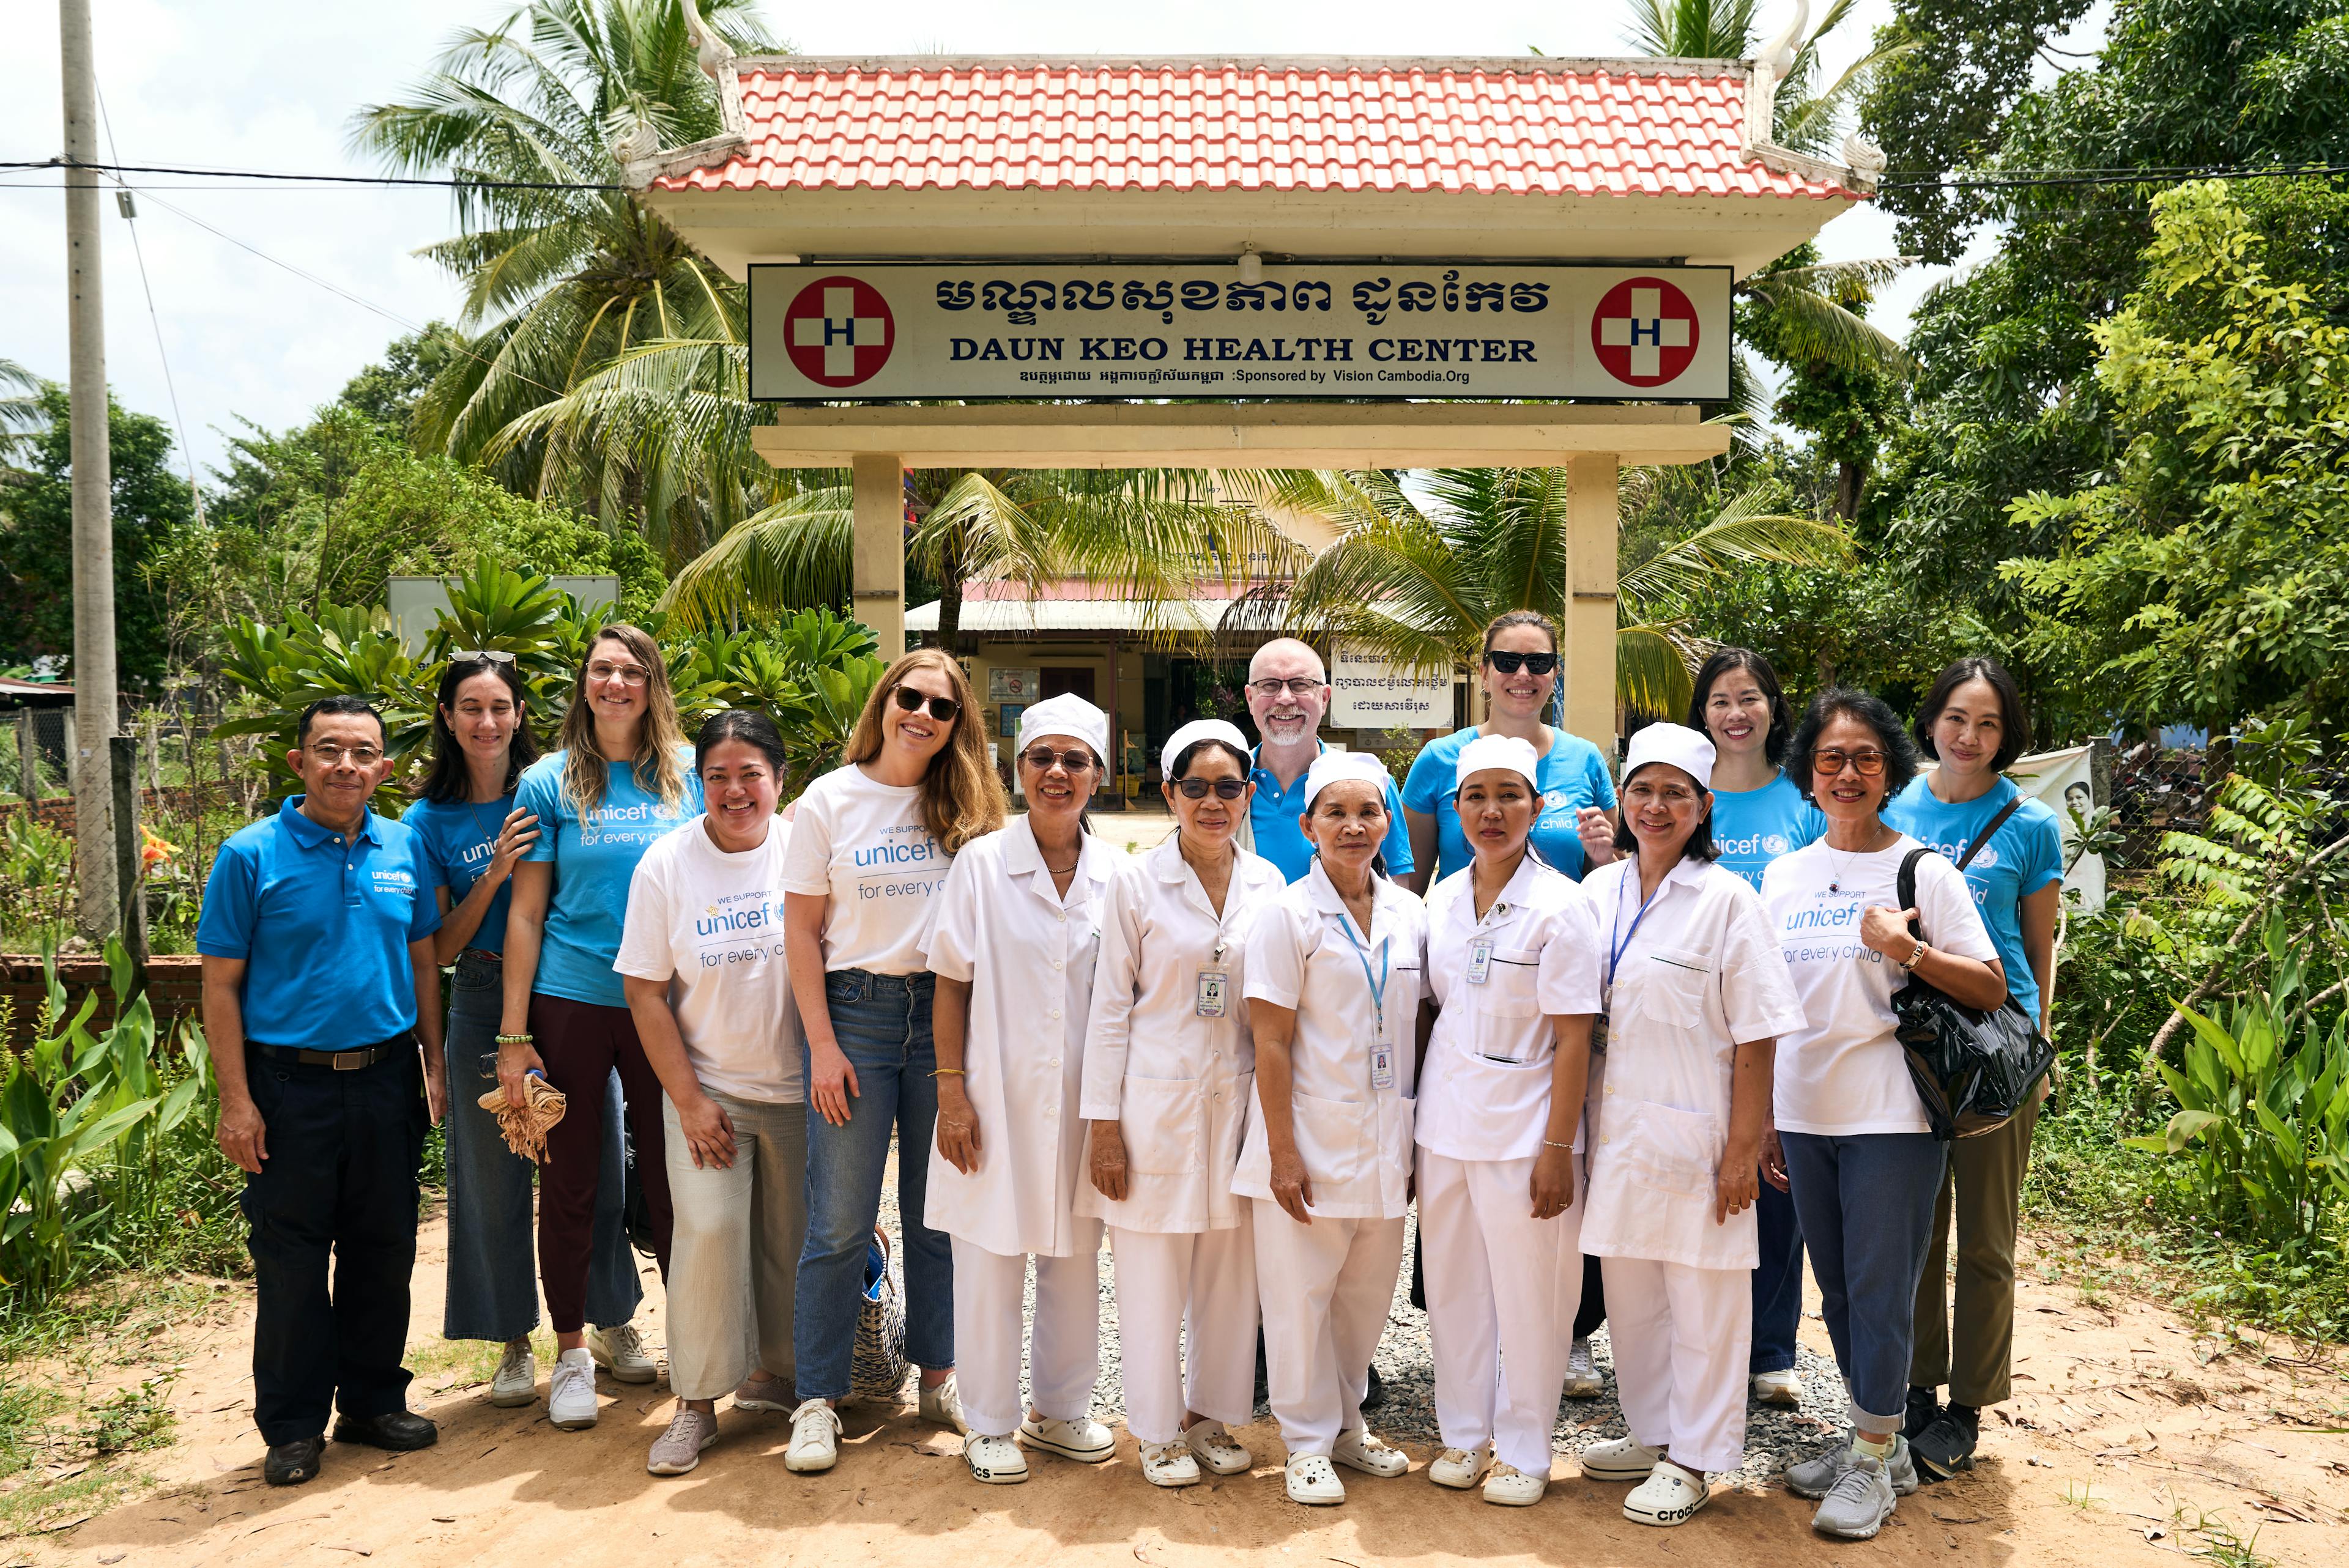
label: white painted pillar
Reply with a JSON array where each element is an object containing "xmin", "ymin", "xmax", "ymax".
[
  {"xmin": 852, "ymin": 453, "xmax": 906, "ymax": 660},
  {"xmin": 1564, "ymin": 454, "xmax": 1620, "ymax": 760}
]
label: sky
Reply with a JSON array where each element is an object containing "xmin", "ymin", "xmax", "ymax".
[{"xmin": 0, "ymin": 1, "xmax": 2105, "ymax": 480}]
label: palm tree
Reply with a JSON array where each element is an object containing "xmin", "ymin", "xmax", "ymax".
[
  {"xmin": 0, "ymin": 357, "xmax": 43, "ymax": 463},
  {"xmin": 347, "ymin": 0, "xmax": 779, "ymax": 526},
  {"xmin": 1246, "ymin": 468, "xmax": 1852, "ymax": 718}
]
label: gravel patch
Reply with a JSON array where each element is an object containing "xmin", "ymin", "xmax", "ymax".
[{"xmin": 873, "ymin": 1160, "xmax": 1847, "ymax": 1484}]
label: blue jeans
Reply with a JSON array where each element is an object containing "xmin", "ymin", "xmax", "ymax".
[
  {"xmin": 439, "ymin": 952, "xmax": 640, "ymax": 1342},
  {"xmin": 1750, "ymin": 1177, "xmax": 1806, "ymax": 1374},
  {"xmin": 793, "ymin": 969, "xmax": 952, "ymax": 1400},
  {"xmin": 1780, "ymin": 1129, "xmax": 1946, "ymax": 1427}
]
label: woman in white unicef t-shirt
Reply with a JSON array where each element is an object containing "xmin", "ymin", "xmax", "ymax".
[
  {"xmin": 776, "ymin": 650, "xmax": 1006, "ymax": 1474},
  {"xmin": 1759, "ymin": 689, "xmax": 2005, "ymax": 1542},
  {"xmin": 617, "ymin": 710, "xmax": 805, "ymax": 1479}
]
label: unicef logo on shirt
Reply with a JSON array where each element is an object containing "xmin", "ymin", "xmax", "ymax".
[
  {"xmin": 1761, "ymin": 834, "xmax": 1789, "ymax": 855},
  {"xmin": 1542, "ymin": 790, "xmax": 1573, "ymax": 816},
  {"xmin": 1971, "ymin": 845, "xmax": 2000, "ymax": 869}
]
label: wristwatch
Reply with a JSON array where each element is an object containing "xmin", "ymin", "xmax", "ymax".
[{"xmin": 1899, "ymin": 938, "xmax": 1928, "ymax": 971}]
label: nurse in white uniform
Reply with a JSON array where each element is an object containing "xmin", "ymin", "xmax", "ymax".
[
  {"xmin": 1416, "ymin": 734, "xmax": 1603, "ymax": 1508},
  {"xmin": 1080, "ymin": 719, "xmax": 1288, "ymax": 1488},
  {"xmin": 922, "ymin": 693, "xmax": 1121, "ymax": 1485},
  {"xmin": 1575, "ymin": 723, "xmax": 1808, "ymax": 1526},
  {"xmin": 1239, "ymin": 751, "xmax": 1425, "ymax": 1507}
]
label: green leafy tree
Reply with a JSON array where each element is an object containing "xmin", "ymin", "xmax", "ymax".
[{"xmin": 0, "ymin": 385, "xmax": 192, "ymax": 690}]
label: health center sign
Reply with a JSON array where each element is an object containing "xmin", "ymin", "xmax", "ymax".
[{"xmin": 748, "ymin": 262, "xmax": 1731, "ymax": 402}]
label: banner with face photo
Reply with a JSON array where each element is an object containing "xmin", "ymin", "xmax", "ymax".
[{"xmin": 2010, "ymin": 745, "xmax": 2104, "ymax": 912}]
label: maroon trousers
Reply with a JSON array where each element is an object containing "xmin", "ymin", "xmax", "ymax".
[{"xmin": 530, "ymin": 994, "xmax": 673, "ymax": 1333}]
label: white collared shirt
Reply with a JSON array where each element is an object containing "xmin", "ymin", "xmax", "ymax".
[
  {"xmin": 1234, "ymin": 862, "xmax": 1427, "ymax": 1221},
  {"xmin": 1578, "ymin": 855, "xmax": 1808, "ymax": 1269},
  {"xmin": 918, "ymin": 816, "xmax": 1119, "ymax": 1258},
  {"xmin": 1416, "ymin": 854, "xmax": 1604, "ymax": 1163},
  {"xmin": 1076, "ymin": 837, "xmax": 1290, "ymax": 1234}
]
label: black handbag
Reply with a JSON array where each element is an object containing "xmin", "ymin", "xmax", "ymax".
[{"xmin": 1891, "ymin": 799, "xmax": 2055, "ymax": 1141}]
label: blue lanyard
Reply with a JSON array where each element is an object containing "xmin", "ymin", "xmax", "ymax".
[
  {"xmin": 1607, "ymin": 871, "xmax": 1669, "ymax": 986},
  {"xmin": 1336, "ymin": 911, "xmax": 1392, "ymax": 1041}
]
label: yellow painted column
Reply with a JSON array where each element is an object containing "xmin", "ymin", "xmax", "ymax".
[
  {"xmin": 852, "ymin": 453, "xmax": 906, "ymax": 659},
  {"xmin": 1564, "ymin": 453, "xmax": 1620, "ymax": 760}
]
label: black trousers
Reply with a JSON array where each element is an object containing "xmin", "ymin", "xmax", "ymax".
[{"xmin": 239, "ymin": 1041, "xmax": 426, "ymax": 1445}]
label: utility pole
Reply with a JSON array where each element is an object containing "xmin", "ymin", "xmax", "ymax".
[{"xmin": 61, "ymin": 0, "xmax": 121, "ymax": 941}]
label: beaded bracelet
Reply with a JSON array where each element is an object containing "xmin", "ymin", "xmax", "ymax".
[{"xmin": 495, "ymin": 1032, "xmax": 534, "ymax": 1046}]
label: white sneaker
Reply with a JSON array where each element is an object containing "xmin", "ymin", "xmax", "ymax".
[
  {"xmin": 1284, "ymin": 1452, "xmax": 1345, "ymax": 1505},
  {"xmin": 1578, "ymin": 1434, "xmax": 1661, "ymax": 1482},
  {"xmin": 1183, "ymin": 1418, "xmax": 1252, "ymax": 1476},
  {"xmin": 547, "ymin": 1348, "xmax": 599, "ymax": 1430},
  {"xmin": 588, "ymin": 1322, "xmax": 657, "ymax": 1385},
  {"xmin": 1482, "ymin": 1460, "xmax": 1547, "ymax": 1506},
  {"xmin": 1331, "ymin": 1427, "xmax": 1408, "ymax": 1478},
  {"xmin": 489, "ymin": 1342, "xmax": 536, "ymax": 1408},
  {"xmin": 1429, "ymin": 1443, "xmax": 1494, "ymax": 1489},
  {"xmin": 1140, "ymin": 1438, "xmax": 1201, "ymax": 1487},
  {"xmin": 785, "ymin": 1399, "xmax": 841, "ymax": 1473},
  {"xmin": 919, "ymin": 1374, "xmax": 970, "ymax": 1435},
  {"xmin": 1560, "ymin": 1337, "xmax": 1603, "ymax": 1397},
  {"xmin": 1020, "ymin": 1413, "xmax": 1115, "ymax": 1463},
  {"xmin": 1625, "ymin": 1458, "xmax": 1710, "ymax": 1525},
  {"xmin": 964, "ymin": 1432, "xmax": 1028, "ymax": 1485},
  {"xmin": 1751, "ymin": 1367, "xmax": 1803, "ymax": 1406}
]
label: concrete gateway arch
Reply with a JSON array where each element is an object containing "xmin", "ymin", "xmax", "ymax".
[{"xmin": 624, "ymin": 32, "xmax": 1876, "ymax": 754}]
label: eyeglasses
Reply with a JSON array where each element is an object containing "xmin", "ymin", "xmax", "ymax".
[
  {"xmin": 1020, "ymin": 747, "xmax": 1096, "ymax": 773},
  {"xmin": 1249, "ymin": 677, "xmax": 1323, "ymax": 698},
  {"xmin": 1173, "ymin": 777, "xmax": 1249, "ymax": 800},
  {"xmin": 452, "ymin": 649, "xmax": 516, "ymax": 664},
  {"xmin": 892, "ymin": 686, "xmax": 962, "ymax": 723},
  {"xmin": 1484, "ymin": 650, "xmax": 1559, "ymax": 676},
  {"xmin": 1811, "ymin": 748, "xmax": 1888, "ymax": 778},
  {"xmin": 586, "ymin": 660, "xmax": 651, "ymax": 686},
  {"xmin": 305, "ymin": 742, "xmax": 384, "ymax": 767}
]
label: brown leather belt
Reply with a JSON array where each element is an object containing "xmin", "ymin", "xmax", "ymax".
[{"xmin": 249, "ymin": 1037, "xmax": 411, "ymax": 1071}]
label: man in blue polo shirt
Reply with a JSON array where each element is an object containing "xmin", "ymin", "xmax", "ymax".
[
  {"xmin": 1244, "ymin": 638, "xmax": 1414, "ymax": 882},
  {"xmin": 198, "ymin": 696, "xmax": 447, "ymax": 1487}
]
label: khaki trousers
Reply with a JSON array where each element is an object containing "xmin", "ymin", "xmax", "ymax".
[
  {"xmin": 1908, "ymin": 1086, "xmax": 2041, "ymax": 1407},
  {"xmin": 661, "ymin": 1092, "xmax": 807, "ymax": 1402}
]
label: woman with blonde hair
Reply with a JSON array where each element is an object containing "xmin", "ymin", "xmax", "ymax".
[
  {"xmin": 779, "ymin": 649, "xmax": 1004, "ymax": 1474},
  {"xmin": 497, "ymin": 624, "xmax": 700, "ymax": 1432}
]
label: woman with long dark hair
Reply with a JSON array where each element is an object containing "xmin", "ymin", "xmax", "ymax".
[
  {"xmin": 497, "ymin": 625, "xmax": 701, "ymax": 1432},
  {"xmin": 1685, "ymin": 647, "xmax": 1825, "ymax": 1409},
  {"xmin": 779, "ymin": 649, "xmax": 1005, "ymax": 1474},
  {"xmin": 405, "ymin": 656, "xmax": 644, "ymax": 1411}
]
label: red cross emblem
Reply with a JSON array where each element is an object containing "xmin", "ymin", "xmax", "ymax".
[
  {"xmin": 784, "ymin": 276, "xmax": 894, "ymax": 388},
  {"xmin": 1592, "ymin": 277, "xmax": 1700, "ymax": 388}
]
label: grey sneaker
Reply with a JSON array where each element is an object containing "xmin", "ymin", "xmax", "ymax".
[
  {"xmin": 1785, "ymin": 1432, "xmax": 1919, "ymax": 1498},
  {"xmin": 1812, "ymin": 1452, "xmax": 1899, "ymax": 1539},
  {"xmin": 646, "ymin": 1408, "xmax": 718, "ymax": 1476}
]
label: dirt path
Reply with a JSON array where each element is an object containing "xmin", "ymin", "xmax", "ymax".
[{"xmin": 8, "ymin": 1207, "xmax": 2346, "ymax": 1568}]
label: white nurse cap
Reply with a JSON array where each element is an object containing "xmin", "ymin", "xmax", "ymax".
[
  {"xmin": 1620, "ymin": 722, "xmax": 1717, "ymax": 791},
  {"xmin": 1302, "ymin": 750, "xmax": 1391, "ymax": 807},
  {"xmin": 1015, "ymin": 692, "xmax": 1110, "ymax": 763},
  {"xmin": 1161, "ymin": 719, "xmax": 1251, "ymax": 780},
  {"xmin": 1453, "ymin": 733, "xmax": 1542, "ymax": 793}
]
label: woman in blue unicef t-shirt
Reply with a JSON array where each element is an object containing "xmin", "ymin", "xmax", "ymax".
[
  {"xmin": 495, "ymin": 625, "xmax": 703, "ymax": 1432},
  {"xmin": 1687, "ymin": 647, "xmax": 1825, "ymax": 1411},
  {"xmin": 402, "ymin": 654, "xmax": 644, "ymax": 1414},
  {"xmin": 1881, "ymin": 656, "xmax": 2062, "ymax": 1481}
]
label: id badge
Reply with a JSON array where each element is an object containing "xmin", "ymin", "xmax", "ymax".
[
  {"xmin": 1370, "ymin": 1043, "xmax": 1395, "ymax": 1090},
  {"xmin": 1195, "ymin": 968, "xmax": 1228, "ymax": 1019},
  {"xmin": 1466, "ymin": 938, "xmax": 1493, "ymax": 985}
]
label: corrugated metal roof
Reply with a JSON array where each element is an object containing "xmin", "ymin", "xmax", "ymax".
[{"xmin": 652, "ymin": 57, "xmax": 1850, "ymax": 199}]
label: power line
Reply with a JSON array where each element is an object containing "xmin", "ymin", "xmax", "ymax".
[
  {"xmin": 92, "ymin": 84, "xmax": 204, "ymax": 526},
  {"xmin": 1880, "ymin": 163, "xmax": 2349, "ymax": 193},
  {"xmin": 1, "ymin": 156, "xmax": 625, "ymax": 193}
]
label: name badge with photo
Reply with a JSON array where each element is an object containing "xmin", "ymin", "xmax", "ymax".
[{"xmin": 1195, "ymin": 969, "xmax": 1228, "ymax": 1018}]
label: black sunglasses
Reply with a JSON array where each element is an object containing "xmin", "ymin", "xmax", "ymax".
[
  {"xmin": 1173, "ymin": 777, "xmax": 1248, "ymax": 800},
  {"xmin": 1020, "ymin": 747, "xmax": 1096, "ymax": 773},
  {"xmin": 891, "ymin": 686, "xmax": 962, "ymax": 723},
  {"xmin": 1485, "ymin": 650, "xmax": 1559, "ymax": 676}
]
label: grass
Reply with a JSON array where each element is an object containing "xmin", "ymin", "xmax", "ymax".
[
  {"xmin": 0, "ymin": 1373, "xmax": 177, "ymax": 1542},
  {"xmin": 2175, "ymin": 1507, "xmax": 2273, "ymax": 1568}
]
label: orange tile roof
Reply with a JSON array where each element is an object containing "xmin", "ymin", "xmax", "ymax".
[{"xmin": 653, "ymin": 57, "xmax": 1851, "ymax": 200}]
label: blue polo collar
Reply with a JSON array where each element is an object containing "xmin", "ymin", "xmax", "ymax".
[
  {"xmin": 278, "ymin": 794, "xmax": 382, "ymax": 849},
  {"xmin": 1250, "ymin": 741, "xmax": 1328, "ymax": 798}
]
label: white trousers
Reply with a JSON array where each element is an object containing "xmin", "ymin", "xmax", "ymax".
[
  {"xmin": 1416, "ymin": 1150, "xmax": 1583, "ymax": 1476},
  {"xmin": 661, "ymin": 1094, "xmax": 806, "ymax": 1402},
  {"xmin": 1108, "ymin": 1219, "xmax": 1261, "ymax": 1443},
  {"xmin": 1250, "ymin": 1200, "xmax": 1405, "ymax": 1459},
  {"xmin": 1600, "ymin": 1254, "xmax": 1751, "ymax": 1475},
  {"xmin": 951, "ymin": 1224, "xmax": 1105, "ymax": 1440}
]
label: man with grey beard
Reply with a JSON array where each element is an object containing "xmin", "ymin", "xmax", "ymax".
[{"xmin": 1242, "ymin": 638, "xmax": 1414, "ymax": 884}]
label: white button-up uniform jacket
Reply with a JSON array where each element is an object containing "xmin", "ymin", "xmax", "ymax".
[
  {"xmin": 1576, "ymin": 856, "xmax": 1808, "ymax": 1270},
  {"xmin": 1234, "ymin": 863, "xmax": 1427, "ymax": 1221},
  {"xmin": 1416, "ymin": 855, "xmax": 1605, "ymax": 1164},
  {"xmin": 1077, "ymin": 837, "xmax": 1290, "ymax": 1235},
  {"xmin": 919, "ymin": 816, "xmax": 1119, "ymax": 1259}
]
